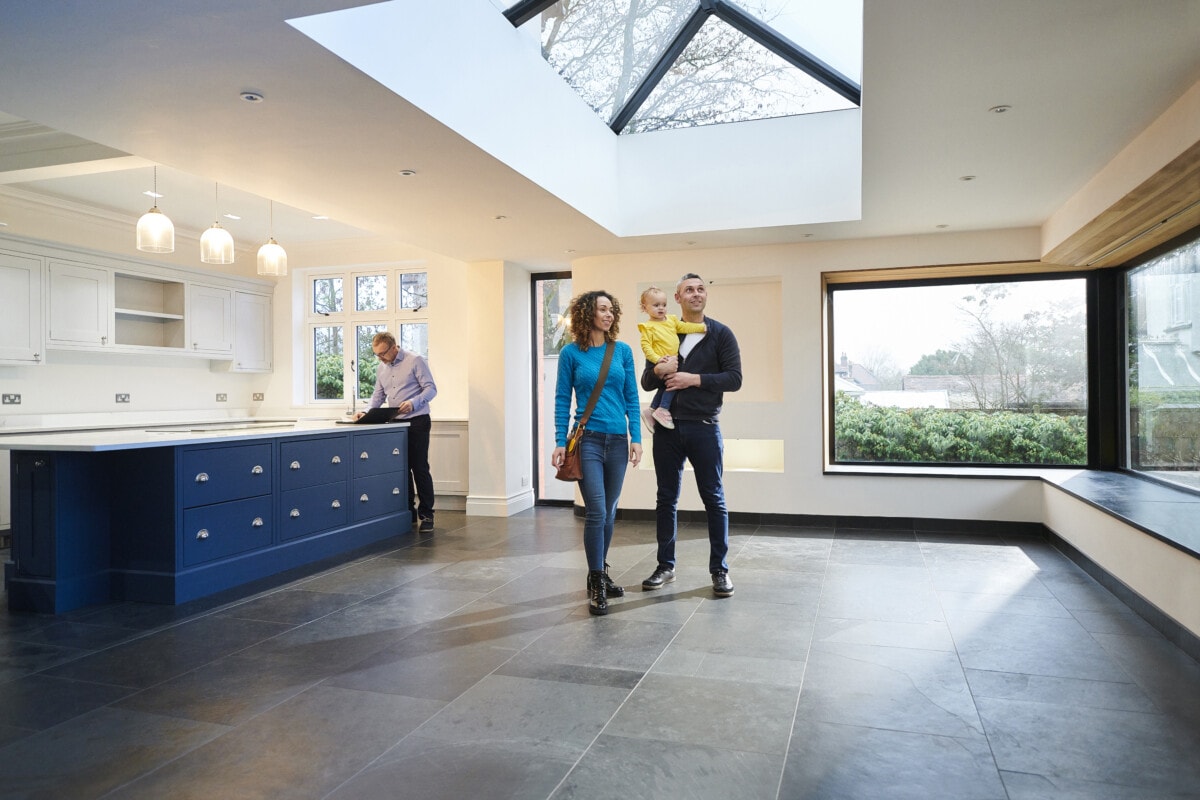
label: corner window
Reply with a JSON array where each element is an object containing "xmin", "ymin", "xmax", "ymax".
[
  {"xmin": 1127, "ymin": 233, "xmax": 1200, "ymax": 490},
  {"xmin": 828, "ymin": 275, "xmax": 1088, "ymax": 466},
  {"xmin": 306, "ymin": 267, "xmax": 430, "ymax": 406}
]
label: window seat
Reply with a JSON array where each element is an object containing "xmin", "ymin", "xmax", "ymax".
[{"xmin": 1046, "ymin": 471, "xmax": 1200, "ymax": 560}]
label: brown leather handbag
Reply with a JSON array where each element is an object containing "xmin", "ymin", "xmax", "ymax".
[{"xmin": 555, "ymin": 342, "xmax": 614, "ymax": 482}]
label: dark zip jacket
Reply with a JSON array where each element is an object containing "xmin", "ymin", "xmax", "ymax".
[{"xmin": 641, "ymin": 315, "xmax": 742, "ymax": 421}]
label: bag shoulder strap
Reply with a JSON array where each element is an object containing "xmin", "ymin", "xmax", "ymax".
[{"xmin": 576, "ymin": 342, "xmax": 615, "ymax": 430}]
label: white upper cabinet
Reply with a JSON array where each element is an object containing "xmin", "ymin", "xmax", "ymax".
[
  {"xmin": 48, "ymin": 260, "xmax": 111, "ymax": 347},
  {"xmin": 0, "ymin": 250, "xmax": 44, "ymax": 365},
  {"xmin": 7, "ymin": 235, "xmax": 273, "ymax": 370},
  {"xmin": 231, "ymin": 291, "xmax": 273, "ymax": 372},
  {"xmin": 189, "ymin": 284, "xmax": 234, "ymax": 354}
]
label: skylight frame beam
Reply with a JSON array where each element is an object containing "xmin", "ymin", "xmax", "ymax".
[
  {"xmin": 608, "ymin": 4, "xmax": 713, "ymax": 133},
  {"xmin": 712, "ymin": 0, "xmax": 861, "ymax": 105},
  {"xmin": 503, "ymin": 0, "xmax": 558, "ymax": 28}
]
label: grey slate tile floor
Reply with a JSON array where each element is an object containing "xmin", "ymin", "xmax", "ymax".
[{"xmin": 1, "ymin": 507, "xmax": 1200, "ymax": 799}]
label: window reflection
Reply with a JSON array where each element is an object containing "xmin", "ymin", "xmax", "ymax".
[{"xmin": 1127, "ymin": 236, "xmax": 1200, "ymax": 490}]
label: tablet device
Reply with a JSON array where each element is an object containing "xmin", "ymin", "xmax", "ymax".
[{"xmin": 353, "ymin": 406, "xmax": 402, "ymax": 424}]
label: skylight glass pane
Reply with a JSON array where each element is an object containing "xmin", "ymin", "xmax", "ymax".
[
  {"xmin": 747, "ymin": 0, "xmax": 862, "ymax": 83},
  {"xmin": 623, "ymin": 15, "xmax": 855, "ymax": 134},
  {"xmin": 533, "ymin": 0, "xmax": 699, "ymax": 123}
]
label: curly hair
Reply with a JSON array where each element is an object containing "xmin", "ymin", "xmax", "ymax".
[{"xmin": 567, "ymin": 290, "xmax": 622, "ymax": 349}]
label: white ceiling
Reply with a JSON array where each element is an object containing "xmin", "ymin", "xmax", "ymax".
[{"xmin": 0, "ymin": 0, "xmax": 1198, "ymax": 270}]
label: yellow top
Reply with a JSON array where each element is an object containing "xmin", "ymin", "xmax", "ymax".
[{"xmin": 637, "ymin": 315, "xmax": 707, "ymax": 362}]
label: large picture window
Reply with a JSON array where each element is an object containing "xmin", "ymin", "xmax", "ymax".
[
  {"xmin": 1127, "ymin": 233, "xmax": 1200, "ymax": 491},
  {"xmin": 828, "ymin": 275, "xmax": 1089, "ymax": 466},
  {"xmin": 306, "ymin": 268, "xmax": 429, "ymax": 406}
]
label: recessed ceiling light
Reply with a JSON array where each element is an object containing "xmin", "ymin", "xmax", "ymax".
[
  {"xmin": 312, "ymin": 215, "xmax": 330, "ymax": 220},
  {"xmin": 565, "ymin": 249, "xmax": 576, "ymax": 254},
  {"xmin": 142, "ymin": 190, "xmax": 163, "ymax": 199},
  {"xmin": 398, "ymin": 169, "xmax": 417, "ymax": 177},
  {"xmin": 988, "ymin": 104, "xmax": 1012, "ymax": 114},
  {"xmin": 223, "ymin": 213, "xmax": 241, "ymax": 220},
  {"xmin": 959, "ymin": 175, "xmax": 976, "ymax": 181},
  {"xmin": 494, "ymin": 215, "xmax": 508, "ymax": 221},
  {"xmin": 240, "ymin": 91, "xmax": 265, "ymax": 103}
]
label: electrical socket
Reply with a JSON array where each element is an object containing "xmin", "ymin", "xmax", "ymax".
[
  {"xmin": 252, "ymin": 393, "xmax": 264, "ymax": 401},
  {"xmin": 216, "ymin": 393, "xmax": 227, "ymax": 402},
  {"xmin": 1, "ymin": 393, "xmax": 20, "ymax": 405},
  {"xmin": 115, "ymin": 393, "xmax": 130, "ymax": 403}
]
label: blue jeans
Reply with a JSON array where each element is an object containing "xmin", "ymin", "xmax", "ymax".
[
  {"xmin": 579, "ymin": 430, "xmax": 630, "ymax": 571},
  {"xmin": 652, "ymin": 419, "xmax": 729, "ymax": 573}
]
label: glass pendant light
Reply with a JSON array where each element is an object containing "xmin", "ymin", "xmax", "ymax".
[
  {"xmin": 256, "ymin": 200, "xmax": 287, "ymax": 276},
  {"xmin": 200, "ymin": 183, "xmax": 235, "ymax": 264},
  {"xmin": 136, "ymin": 166, "xmax": 175, "ymax": 253}
]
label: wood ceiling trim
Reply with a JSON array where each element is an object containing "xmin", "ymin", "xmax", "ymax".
[
  {"xmin": 1043, "ymin": 138, "xmax": 1200, "ymax": 268},
  {"xmin": 823, "ymin": 260, "xmax": 1084, "ymax": 286}
]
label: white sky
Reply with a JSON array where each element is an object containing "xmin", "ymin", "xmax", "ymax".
[{"xmin": 832, "ymin": 279, "xmax": 1086, "ymax": 373}]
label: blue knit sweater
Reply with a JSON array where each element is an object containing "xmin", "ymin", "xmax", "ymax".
[{"xmin": 554, "ymin": 340, "xmax": 642, "ymax": 447}]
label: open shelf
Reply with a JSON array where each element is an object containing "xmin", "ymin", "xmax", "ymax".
[{"xmin": 113, "ymin": 273, "xmax": 186, "ymax": 348}]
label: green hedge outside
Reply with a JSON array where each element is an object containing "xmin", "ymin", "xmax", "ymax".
[{"xmin": 833, "ymin": 393, "xmax": 1087, "ymax": 465}]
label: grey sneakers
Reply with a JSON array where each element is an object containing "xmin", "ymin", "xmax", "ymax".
[{"xmin": 712, "ymin": 570, "xmax": 734, "ymax": 597}]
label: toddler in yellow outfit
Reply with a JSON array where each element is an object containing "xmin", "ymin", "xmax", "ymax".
[{"xmin": 637, "ymin": 286, "xmax": 707, "ymax": 431}]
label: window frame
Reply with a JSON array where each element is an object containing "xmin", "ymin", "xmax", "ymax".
[
  {"xmin": 304, "ymin": 265, "xmax": 430, "ymax": 408},
  {"xmin": 1121, "ymin": 225, "xmax": 1200, "ymax": 496},
  {"xmin": 823, "ymin": 263, "xmax": 1098, "ymax": 471}
]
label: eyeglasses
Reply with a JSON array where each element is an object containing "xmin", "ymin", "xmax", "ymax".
[{"xmin": 373, "ymin": 343, "xmax": 397, "ymax": 360}]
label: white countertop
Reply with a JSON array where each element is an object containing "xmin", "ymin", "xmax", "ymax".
[{"xmin": 0, "ymin": 418, "xmax": 410, "ymax": 452}]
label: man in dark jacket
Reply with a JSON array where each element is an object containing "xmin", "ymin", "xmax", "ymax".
[{"xmin": 640, "ymin": 273, "xmax": 742, "ymax": 597}]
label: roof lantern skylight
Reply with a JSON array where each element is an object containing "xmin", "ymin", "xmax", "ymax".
[{"xmin": 503, "ymin": 0, "xmax": 861, "ymax": 134}]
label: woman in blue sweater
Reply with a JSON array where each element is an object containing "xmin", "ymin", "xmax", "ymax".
[{"xmin": 552, "ymin": 290, "xmax": 643, "ymax": 615}]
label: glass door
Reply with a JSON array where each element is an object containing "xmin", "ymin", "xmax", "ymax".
[{"xmin": 532, "ymin": 273, "xmax": 573, "ymax": 502}]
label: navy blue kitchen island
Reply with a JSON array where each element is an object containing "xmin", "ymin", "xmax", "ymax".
[{"xmin": 1, "ymin": 420, "xmax": 413, "ymax": 613}]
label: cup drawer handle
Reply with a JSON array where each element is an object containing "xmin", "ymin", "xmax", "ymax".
[
  {"xmin": 251, "ymin": 465, "xmax": 263, "ymax": 475},
  {"xmin": 196, "ymin": 529, "xmax": 209, "ymax": 540},
  {"xmin": 195, "ymin": 472, "xmax": 209, "ymax": 483}
]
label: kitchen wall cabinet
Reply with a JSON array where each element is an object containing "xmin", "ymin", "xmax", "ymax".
[
  {"xmin": 4, "ymin": 232, "xmax": 273, "ymax": 369},
  {"xmin": 48, "ymin": 259, "xmax": 110, "ymax": 347},
  {"xmin": 230, "ymin": 291, "xmax": 272, "ymax": 372},
  {"xmin": 0, "ymin": 249, "xmax": 43, "ymax": 365},
  {"xmin": 188, "ymin": 284, "xmax": 233, "ymax": 354}
]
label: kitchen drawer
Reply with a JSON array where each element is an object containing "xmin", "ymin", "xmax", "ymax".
[
  {"xmin": 180, "ymin": 443, "xmax": 272, "ymax": 508},
  {"xmin": 351, "ymin": 428, "xmax": 407, "ymax": 478},
  {"xmin": 351, "ymin": 472, "xmax": 408, "ymax": 522},
  {"xmin": 280, "ymin": 482, "xmax": 349, "ymax": 541},
  {"xmin": 279, "ymin": 436, "xmax": 349, "ymax": 491},
  {"xmin": 182, "ymin": 495, "xmax": 273, "ymax": 566}
]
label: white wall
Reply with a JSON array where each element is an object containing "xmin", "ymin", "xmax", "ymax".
[{"xmin": 569, "ymin": 226, "xmax": 1048, "ymax": 522}]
